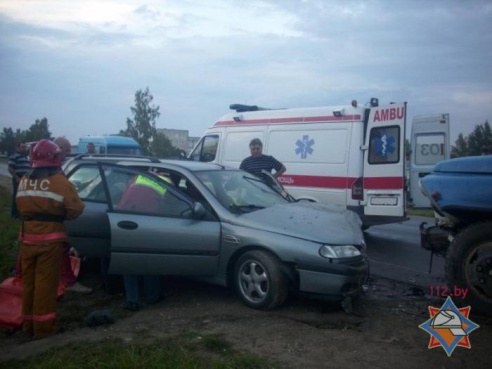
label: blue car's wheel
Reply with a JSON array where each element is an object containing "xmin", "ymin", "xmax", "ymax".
[{"xmin": 446, "ymin": 221, "xmax": 492, "ymax": 313}]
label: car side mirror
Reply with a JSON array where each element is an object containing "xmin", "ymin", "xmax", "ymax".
[{"xmin": 192, "ymin": 202, "xmax": 207, "ymax": 218}]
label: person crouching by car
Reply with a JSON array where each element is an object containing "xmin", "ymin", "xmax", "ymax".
[
  {"xmin": 117, "ymin": 173, "xmax": 171, "ymax": 311},
  {"xmin": 16, "ymin": 139, "xmax": 85, "ymax": 340}
]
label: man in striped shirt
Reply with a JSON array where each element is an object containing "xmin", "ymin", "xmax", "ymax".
[
  {"xmin": 240, "ymin": 138, "xmax": 286, "ymax": 181},
  {"xmin": 8, "ymin": 141, "xmax": 30, "ymax": 218}
]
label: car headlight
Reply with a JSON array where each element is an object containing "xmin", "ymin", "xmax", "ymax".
[{"xmin": 319, "ymin": 245, "xmax": 361, "ymax": 259}]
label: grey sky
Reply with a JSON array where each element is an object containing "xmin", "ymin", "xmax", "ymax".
[{"xmin": 0, "ymin": 0, "xmax": 491, "ymax": 146}]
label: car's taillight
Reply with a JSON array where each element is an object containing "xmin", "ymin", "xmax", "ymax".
[{"xmin": 352, "ymin": 177, "xmax": 363, "ymax": 200}]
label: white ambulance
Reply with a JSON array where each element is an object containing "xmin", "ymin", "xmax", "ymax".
[{"xmin": 189, "ymin": 98, "xmax": 408, "ymax": 228}]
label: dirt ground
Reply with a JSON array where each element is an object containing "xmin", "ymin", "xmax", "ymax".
[{"xmin": 0, "ymin": 174, "xmax": 491, "ymax": 369}]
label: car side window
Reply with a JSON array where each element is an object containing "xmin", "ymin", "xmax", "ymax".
[
  {"xmin": 112, "ymin": 169, "xmax": 191, "ymax": 218},
  {"xmin": 69, "ymin": 166, "xmax": 106, "ymax": 202},
  {"xmin": 105, "ymin": 170, "xmax": 135, "ymax": 205},
  {"xmin": 161, "ymin": 191, "xmax": 191, "ymax": 217}
]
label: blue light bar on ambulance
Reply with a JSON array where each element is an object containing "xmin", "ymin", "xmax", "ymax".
[
  {"xmin": 230, "ymin": 104, "xmax": 259, "ymax": 112},
  {"xmin": 229, "ymin": 104, "xmax": 274, "ymax": 113}
]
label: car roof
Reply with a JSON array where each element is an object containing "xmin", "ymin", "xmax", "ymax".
[
  {"xmin": 66, "ymin": 153, "xmax": 159, "ymax": 162},
  {"xmin": 63, "ymin": 153, "xmax": 240, "ymax": 175},
  {"xmin": 62, "ymin": 154, "xmax": 160, "ymax": 173},
  {"xmin": 118, "ymin": 159, "xmax": 233, "ymax": 172}
]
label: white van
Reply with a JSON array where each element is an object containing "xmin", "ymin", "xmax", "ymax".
[
  {"xmin": 409, "ymin": 114, "xmax": 450, "ymax": 208},
  {"xmin": 189, "ymin": 98, "xmax": 407, "ymax": 227}
]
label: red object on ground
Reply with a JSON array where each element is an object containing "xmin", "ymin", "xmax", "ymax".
[
  {"xmin": 0, "ymin": 256, "xmax": 80, "ymax": 332},
  {"xmin": 0, "ymin": 277, "xmax": 23, "ymax": 331}
]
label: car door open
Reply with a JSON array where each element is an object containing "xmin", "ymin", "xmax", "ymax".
[
  {"xmin": 97, "ymin": 163, "xmax": 221, "ymax": 276},
  {"xmin": 362, "ymin": 102, "xmax": 407, "ymax": 218}
]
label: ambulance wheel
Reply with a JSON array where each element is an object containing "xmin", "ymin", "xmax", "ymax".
[
  {"xmin": 445, "ymin": 221, "xmax": 492, "ymax": 313},
  {"xmin": 234, "ymin": 250, "xmax": 288, "ymax": 310}
]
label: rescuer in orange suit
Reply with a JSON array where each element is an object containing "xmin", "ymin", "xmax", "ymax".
[{"xmin": 16, "ymin": 139, "xmax": 85, "ymax": 340}]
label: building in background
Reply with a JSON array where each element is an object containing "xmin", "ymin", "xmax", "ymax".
[{"xmin": 157, "ymin": 128, "xmax": 200, "ymax": 154}]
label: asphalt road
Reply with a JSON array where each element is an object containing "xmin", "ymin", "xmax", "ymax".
[
  {"xmin": 0, "ymin": 162, "xmax": 445, "ymax": 289},
  {"xmin": 0, "ymin": 163, "xmax": 9, "ymax": 177},
  {"xmin": 365, "ymin": 217, "xmax": 446, "ymax": 289}
]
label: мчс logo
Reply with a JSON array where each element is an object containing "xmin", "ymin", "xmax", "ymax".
[{"xmin": 419, "ymin": 296, "xmax": 479, "ymax": 357}]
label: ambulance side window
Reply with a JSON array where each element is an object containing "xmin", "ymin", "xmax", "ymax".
[
  {"xmin": 189, "ymin": 135, "xmax": 219, "ymax": 162},
  {"xmin": 368, "ymin": 126, "xmax": 400, "ymax": 164}
]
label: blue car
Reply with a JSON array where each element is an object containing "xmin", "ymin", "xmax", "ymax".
[{"xmin": 419, "ymin": 155, "xmax": 492, "ymax": 312}]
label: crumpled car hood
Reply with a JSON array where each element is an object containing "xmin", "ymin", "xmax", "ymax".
[{"xmin": 233, "ymin": 202, "xmax": 363, "ymax": 245}]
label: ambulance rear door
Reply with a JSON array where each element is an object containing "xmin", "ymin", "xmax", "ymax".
[{"xmin": 362, "ymin": 102, "xmax": 407, "ymax": 217}]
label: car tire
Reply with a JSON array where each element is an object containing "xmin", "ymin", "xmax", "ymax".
[
  {"xmin": 445, "ymin": 221, "xmax": 492, "ymax": 313},
  {"xmin": 234, "ymin": 250, "xmax": 288, "ymax": 310}
]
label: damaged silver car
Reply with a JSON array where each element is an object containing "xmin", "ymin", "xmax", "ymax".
[{"xmin": 65, "ymin": 160, "xmax": 368, "ymax": 310}]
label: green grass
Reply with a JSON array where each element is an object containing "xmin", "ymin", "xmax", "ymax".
[
  {"xmin": 0, "ymin": 182, "xmax": 20, "ymax": 280},
  {"xmin": 3, "ymin": 334, "xmax": 281, "ymax": 369},
  {"xmin": 407, "ymin": 208, "xmax": 434, "ymax": 217}
]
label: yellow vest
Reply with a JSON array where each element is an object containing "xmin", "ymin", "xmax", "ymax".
[{"xmin": 134, "ymin": 175, "xmax": 169, "ymax": 195}]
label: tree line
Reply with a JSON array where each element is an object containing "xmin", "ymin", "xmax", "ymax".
[
  {"xmin": 0, "ymin": 87, "xmax": 181, "ymax": 158},
  {"xmin": 1, "ymin": 91, "xmax": 490, "ymax": 158},
  {"xmin": 451, "ymin": 121, "xmax": 491, "ymax": 157},
  {"xmin": 0, "ymin": 118, "xmax": 52, "ymax": 155}
]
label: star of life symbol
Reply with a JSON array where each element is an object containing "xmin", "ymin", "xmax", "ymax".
[
  {"xmin": 295, "ymin": 135, "xmax": 315, "ymax": 159},
  {"xmin": 419, "ymin": 296, "xmax": 479, "ymax": 357},
  {"xmin": 374, "ymin": 130, "xmax": 395, "ymax": 158}
]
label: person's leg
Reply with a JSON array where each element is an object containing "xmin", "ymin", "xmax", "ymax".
[
  {"xmin": 123, "ymin": 275, "xmax": 140, "ymax": 310},
  {"xmin": 143, "ymin": 275, "xmax": 161, "ymax": 304},
  {"xmin": 32, "ymin": 242, "xmax": 62, "ymax": 339},
  {"xmin": 21, "ymin": 244, "xmax": 36, "ymax": 337}
]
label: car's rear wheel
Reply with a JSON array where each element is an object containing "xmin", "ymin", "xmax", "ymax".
[{"xmin": 234, "ymin": 250, "xmax": 288, "ymax": 310}]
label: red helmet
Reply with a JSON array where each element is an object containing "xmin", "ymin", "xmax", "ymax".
[{"xmin": 31, "ymin": 139, "xmax": 62, "ymax": 168}]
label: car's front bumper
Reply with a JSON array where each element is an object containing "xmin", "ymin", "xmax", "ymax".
[{"xmin": 296, "ymin": 258, "xmax": 368, "ymax": 300}]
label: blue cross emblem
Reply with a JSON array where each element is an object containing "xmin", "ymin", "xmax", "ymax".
[
  {"xmin": 295, "ymin": 135, "xmax": 315, "ymax": 159},
  {"xmin": 374, "ymin": 130, "xmax": 396, "ymax": 159}
]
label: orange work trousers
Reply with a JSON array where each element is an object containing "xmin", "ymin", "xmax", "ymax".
[{"xmin": 21, "ymin": 241, "xmax": 62, "ymax": 339}]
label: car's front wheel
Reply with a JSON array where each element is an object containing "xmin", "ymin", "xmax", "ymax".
[{"xmin": 233, "ymin": 250, "xmax": 288, "ymax": 310}]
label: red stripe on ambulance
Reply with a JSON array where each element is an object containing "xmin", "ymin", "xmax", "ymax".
[{"xmin": 278, "ymin": 175, "xmax": 404, "ymax": 190}]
